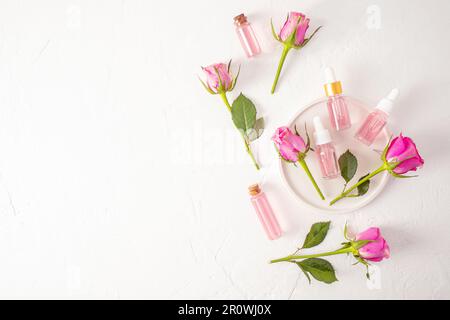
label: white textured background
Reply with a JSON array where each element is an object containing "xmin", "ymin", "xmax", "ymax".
[{"xmin": 0, "ymin": 0, "xmax": 449, "ymax": 299}]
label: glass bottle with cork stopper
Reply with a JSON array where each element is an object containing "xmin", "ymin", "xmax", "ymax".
[
  {"xmin": 234, "ymin": 13, "xmax": 261, "ymax": 58},
  {"xmin": 248, "ymin": 184, "xmax": 282, "ymax": 240}
]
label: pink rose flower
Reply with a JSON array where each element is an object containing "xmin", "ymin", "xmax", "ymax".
[
  {"xmin": 202, "ymin": 63, "xmax": 233, "ymax": 93},
  {"xmin": 330, "ymin": 133, "xmax": 424, "ymax": 206},
  {"xmin": 279, "ymin": 12, "xmax": 310, "ymax": 46},
  {"xmin": 271, "ymin": 12, "xmax": 320, "ymax": 94},
  {"xmin": 272, "ymin": 126, "xmax": 307, "ymax": 162},
  {"xmin": 356, "ymin": 227, "xmax": 390, "ymax": 262},
  {"xmin": 295, "ymin": 17, "xmax": 310, "ymax": 46},
  {"xmin": 279, "ymin": 12, "xmax": 303, "ymax": 41},
  {"xmin": 385, "ymin": 134, "xmax": 424, "ymax": 174}
]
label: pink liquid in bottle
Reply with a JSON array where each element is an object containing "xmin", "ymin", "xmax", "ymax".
[
  {"xmin": 327, "ymin": 95, "xmax": 351, "ymax": 131},
  {"xmin": 249, "ymin": 184, "xmax": 282, "ymax": 240},
  {"xmin": 355, "ymin": 109, "xmax": 388, "ymax": 146},
  {"xmin": 323, "ymin": 67, "xmax": 351, "ymax": 131},
  {"xmin": 234, "ymin": 14, "xmax": 261, "ymax": 58},
  {"xmin": 315, "ymin": 143, "xmax": 340, "ymax": 179},
  {"xmin": 355, "ymin": 89, "xmax": 399, "ymax": 146},
  {"xmin": 313, "ymin": 116, "xmax": 340, "ymax": 179}
]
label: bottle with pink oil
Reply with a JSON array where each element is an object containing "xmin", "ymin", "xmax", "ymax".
[
  {"xmin": 313, "ymin": 116, "xmax": 340, "ymax": 179},
  {"xmin": 355, "ymin": 89, "xmax": 399, "ymax": 146},
  {"xmin": 234, "ymin": 14, "xmax": 261, "ymax": 58},
  {"xmin": 323, "ymin": 67, "xmax": 351, "ymax": 131},
  {"xmin": 248, "ymin": 184, "xmax": 282, "ymax": 240}
]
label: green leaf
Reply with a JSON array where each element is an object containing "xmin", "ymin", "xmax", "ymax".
[
  {"xmin": 301, "ymin": 221, "xmax": 331, "ymax": 249},
  {"xmin": 338, "ymin": 150, "xmax": 358, "ymax": 183},
  {"xmin": 357, "ymin": 174, "xmax": 370, "ymax": 196},
  {"xmin": 297, "ymin": 258, "xmax": 338, "ymax": 284},
  {"xmin": 247, "ymin": 117, "xmax": 265, "ymax": 142},
  {"xmin": 295, "ymin": 263, "xmax": 311, "ymax": 284},
  {"xmin": 231, "ymin": 93, "xmax": 257, "ymax": 133}
]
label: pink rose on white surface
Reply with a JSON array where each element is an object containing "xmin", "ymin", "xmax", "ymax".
[
  {"xmin": 202, "ymin": 63, "xmax": 233, "ymax": 93},
  {"xmin": 385, "ymin": 134, "xmax": 424, "ymax": 175},
  {"xmin": 270, "ymin": 11, "xmax": 321, "ymax": 94},
  {"xmin": 355, "ymin": 227, "xmax": 390, "ymax": 262},
  {"xmin": 271, "ymin": 222, "xmax": 391, "ymax": 284},
  {"xmin": 199, "ymin": 61, "xmax": 260, "ymax": 170}
]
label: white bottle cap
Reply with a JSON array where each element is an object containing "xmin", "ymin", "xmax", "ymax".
[
  {"xmin": 376, "ymin": 88, "xmax": 399, "ymax": 114},
  {"xmin": 324, "ymin": 66, "xmax": 337, "ymax": 84},
  {"xmin": 313, "ymin": 116, "xmax": 332, "ymax": 145}
]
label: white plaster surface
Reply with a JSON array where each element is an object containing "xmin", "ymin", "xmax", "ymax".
[{"xmin": 0, "ymin": 0, "xmax": 449, "ymax": 299}]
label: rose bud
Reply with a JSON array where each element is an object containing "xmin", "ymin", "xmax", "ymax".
[
  {"xmin": 272, "ymin": 126, "xmax": 324, "ymax": 200},
  {"xmin": 272, "ymin": 126, "xmax": 307, "ymax": 162},
  {"xmin": 270, "ymin": 12, "xmax": 321, "ymax": 94},
  {"xmin": 384, "ymin": 134, "xmax": 424, "ymax": 175},
  {"xmin": 279, "ymin": 12, "xmax": 310, "ymax": 46},
  {"xmin": 200, "ymin": 62, "xmax": 238, "ymax": 95},
  {"xmin": 355, "ymin": 227, "xmax": 390, "ymax": 262}
]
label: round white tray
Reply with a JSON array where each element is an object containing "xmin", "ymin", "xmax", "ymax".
[{"xmin": 279, "ymin": 96, "xmax": 390, "ymax": 214}]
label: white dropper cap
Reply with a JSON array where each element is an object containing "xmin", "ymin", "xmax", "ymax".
[
  {"xmin": 313, "ymin": 116, "xmax": 332, "ymax": 145},
  {"xmin": 324, "ymin": 66, "xmax": 337, "ymax": 84},
  {"xmin": 376, "ymin": 88, "xmax": 399, "ymax": 114}
]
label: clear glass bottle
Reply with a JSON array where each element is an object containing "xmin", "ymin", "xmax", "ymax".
[
  {"xmin": 313, "ymin": 116, "xmax": 340, "ymax": 179},
  {"xmin": 323, "ymin": 67, "xmax": 351, "ymax": 131},
  {"xmin": 248, "ymin": 184, "xmax": 282, "ymax": 240},
  {"xmin": 355, "ymin": 89, "xmax": 399, "ymax": 146},
  {"xmin": 234, "ymin": 14, "xmax": 261, "ymax": 58}
]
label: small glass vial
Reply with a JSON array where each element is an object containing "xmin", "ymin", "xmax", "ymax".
[
  {"xmin": 355, "ymin": 89, "xmax": 399, "ymax": 146},
  {"xmin": 234, "ymin": 14, "xmax": 261, "ymax": 58},
  {"xmin": 248, "ymin": 184, "xmax": 282, "ymax": 240},
  {"xmin": 323, "ymin": 67, "xmax": 351, "ymax": 131},
  {"xmin": 313, "ymin": 116, "xmax": 340, "ymax": 179}
]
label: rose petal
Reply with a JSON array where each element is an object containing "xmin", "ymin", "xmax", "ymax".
[
  {"xmin": 386, "ymin": 134, "xmax": 424, "ymax": 174},
  {"xmin": 272, "ymin": 126, "xmax": 306, "ymax": 162},
  {"xmin": 295, "ymin": 18, "xmax": 309, "ymax": 45},
  {"xmin": 393, "ymin": 157, "xmax": 424, "ymax": 174},
  {"xmin": 356, "ymin": 227, "xmax": 380, "ymax": 241},
  {"xmin": 359, "ymin": 238, "xmax": 386, "ymax": 259},
  {"xmin": 279, "ymin": 12, "xmax": 304, "ymax": 41},
  {"xmin": 279, "ymin": 141, "xmax": 300, "ymax": 162},
  {"xmin": 284, "ymin": 132, "xmax": 306, "ymax": 153},
  {"xmin": 386, "ymin": 135, "xmax": 406, "ymax": 160},
  {"xmin": 203, "ymin": 63, "xmax": 232, "ymax": 92}
]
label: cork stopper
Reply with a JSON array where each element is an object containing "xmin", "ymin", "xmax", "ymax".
[
  {"xmin": 248, "ymin": 184, "xmax": 261, "ymax": 196},
  {"xmin": 234, "ymin": 13, "xmax": 248, "ymax": 26}
]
